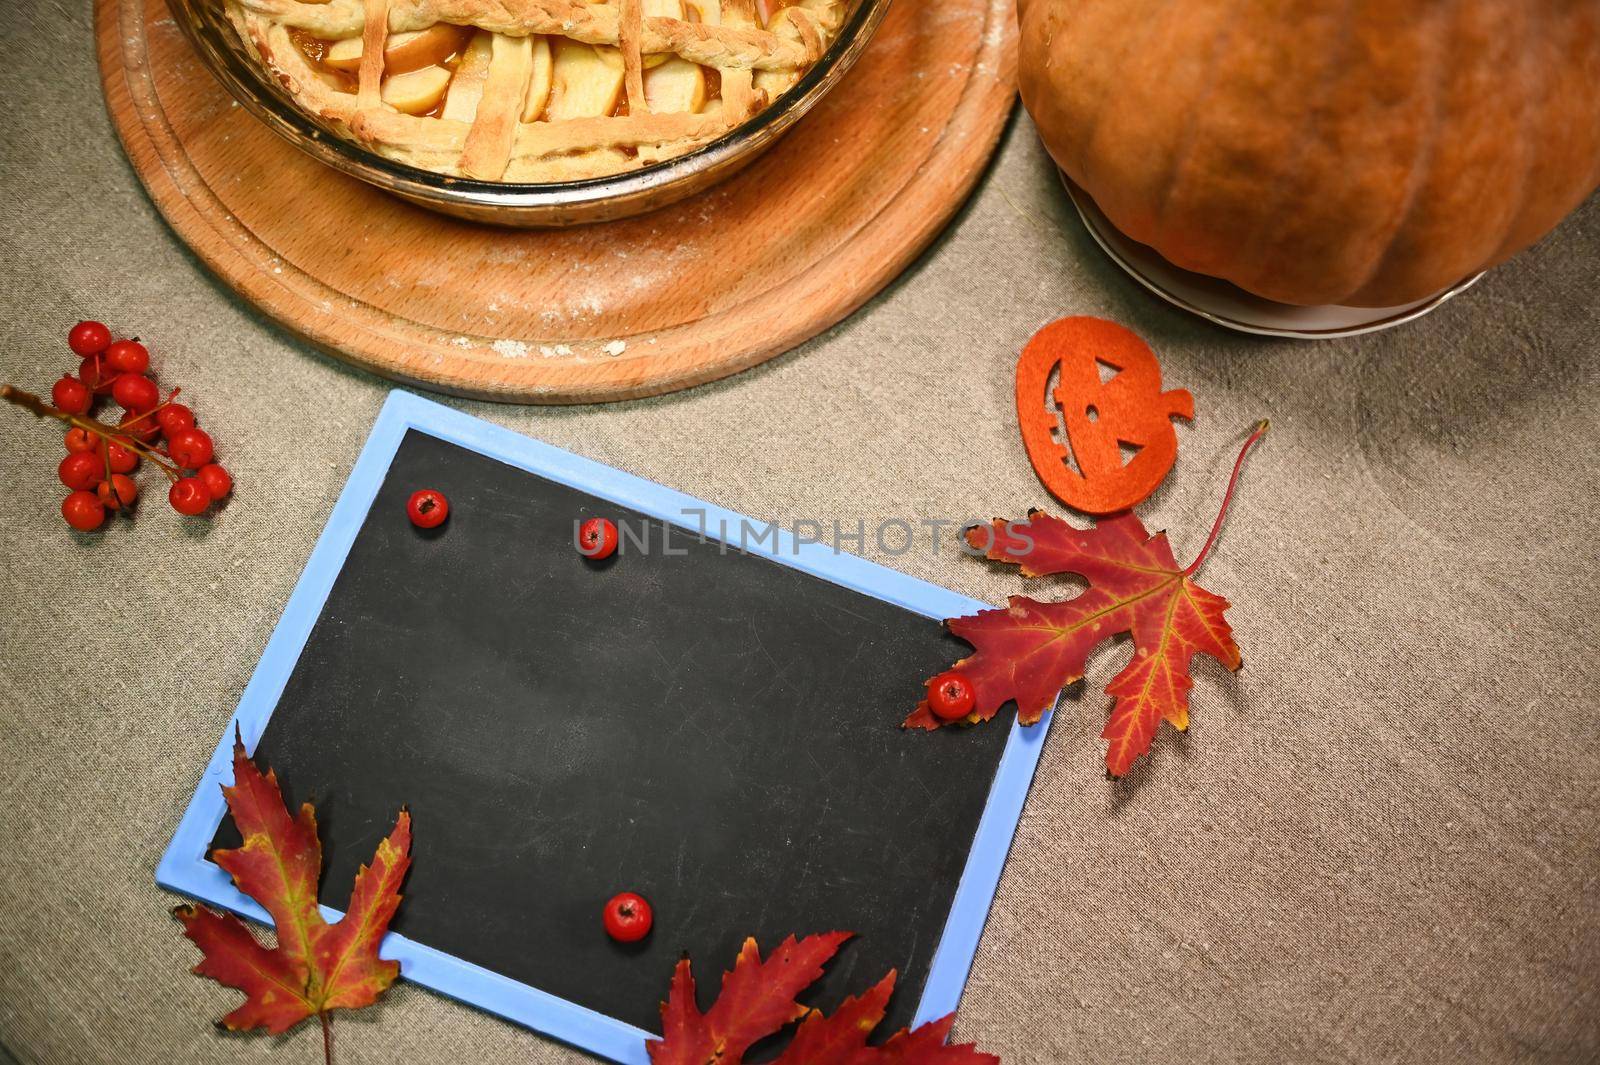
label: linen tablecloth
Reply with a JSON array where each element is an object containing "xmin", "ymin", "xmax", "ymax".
[{"xmin": 2, "ymin": 3, "xmax": 1597, "ymax": 1062}]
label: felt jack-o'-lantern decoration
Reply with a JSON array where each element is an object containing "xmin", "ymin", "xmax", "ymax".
[
  {"xmin": 1017, "ymin": 317, "xmax": 1191, "ymax": 515},
  {"xmin": 1018, "ymin": 0, "xmax": 1600, "ymax": 307}
]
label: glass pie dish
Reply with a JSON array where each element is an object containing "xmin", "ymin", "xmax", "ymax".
[{"xmin": 167, "ymin": 0, "xmax": 889, "ymax": 225}]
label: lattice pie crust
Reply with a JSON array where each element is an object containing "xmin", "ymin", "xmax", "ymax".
[{"xmin": 226, "ymin": 0, "xmax": 846, "ymax": 182}]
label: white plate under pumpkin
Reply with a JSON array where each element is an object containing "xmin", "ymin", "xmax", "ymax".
[{"xmin": 1060, "ymin": 173, "xmax": 1484, "ymax": 340}]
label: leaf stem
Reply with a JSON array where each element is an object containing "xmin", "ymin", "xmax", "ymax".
[
  {"xmin": 1183, "ymin": 419, "xmax": 1269, "ymax": 577},
  {"xmin": 321, "ymin": 1012, "xmax": 333, "ymax": 1065}
]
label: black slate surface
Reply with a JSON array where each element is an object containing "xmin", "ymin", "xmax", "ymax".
[{"xmin": 213, "ymin": 429, "xmax": 1012, "ymax": 1038}]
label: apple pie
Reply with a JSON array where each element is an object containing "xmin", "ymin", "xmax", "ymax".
[{"xmin": 225, "ymin": 0, "xmax": 847, "ymax": 182}]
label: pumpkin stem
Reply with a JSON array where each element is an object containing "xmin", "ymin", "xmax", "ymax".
[{"xmin": 1182, "ymin": 419, "xmax": 1269, "ymax": 578}]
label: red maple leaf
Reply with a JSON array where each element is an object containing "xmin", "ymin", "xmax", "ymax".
[
  {"xmin": 174, "ymin": 734, "xmax": 411, "ymax": 1062},
  {"xmin": 650, "ymin": 933, "xmax": 997, "ymax": 1064},
  {"xmin": 908, "ymin": 424, "xmax": 1265, "ymax": 777}
]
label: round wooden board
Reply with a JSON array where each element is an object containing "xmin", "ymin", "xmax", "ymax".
[{"xmin": 97, "ymin": 0, "xmax": 1017, "ymax": 403}]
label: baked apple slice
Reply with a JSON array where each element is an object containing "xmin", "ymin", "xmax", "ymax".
[
  {"xmin": 325, "ymin": 24, "xmax": 472, "ymax": 76},
  {"xmin": 381, "ymin": 66, "xmax": 452, "ymax": 114},
  {"xmin": 641, "ymin": 0, "xmax": 685, "ymax": 69},
  {"xmin": 547, "ymin": 39, "xmax": 625, "ymax": 119},
  {"xmin": 441, "ymin": 30, "xmax": 493, "ymax": 121},
  {"xmin": 643, "ymin": 58, "xmax": 706, "ymax": 113},
  {"xmin": 522, "ymin": 36, "xmax": 554, "ymax": 121},
  {"xmin": 753, "ymin": 7, "xmax": 806, "ymax": 99}
]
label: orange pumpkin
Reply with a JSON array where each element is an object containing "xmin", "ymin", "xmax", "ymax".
[{"xmin": 1018, "ymin": 0, "xmax": 1600, "ymax": 307}]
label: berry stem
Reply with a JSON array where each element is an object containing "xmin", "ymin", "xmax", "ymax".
[
  {"xmin": 110, "ymin": 431, "xmax": 182, "ymax": 482},
  {"xmin": 1182, "ymin": 419, "xmax": 1269, "ymax": 578},
  {"xmin": 117, "ymin": 386, "xmax": 181, "ymax": 432},
  {"xmin": 2, "ymin": 384, "xmax": 181, "ymax": 480},
  {"xmin": 3, "ymin": 383, "xmax": 62, "ymax": 420}
]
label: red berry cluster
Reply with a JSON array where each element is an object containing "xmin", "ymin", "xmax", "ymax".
[{"xmin": 2, "ymin": 321, "xmax": 232, "ymax": 532}]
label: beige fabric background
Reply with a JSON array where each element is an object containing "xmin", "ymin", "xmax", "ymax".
[{"xmin": 4, "ymin": 3, "xmax": 1599, "ymax": 1064}]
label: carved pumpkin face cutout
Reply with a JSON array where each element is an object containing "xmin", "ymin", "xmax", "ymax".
[{"xmin": 1016, "ymin": 317, "xmax": 1193, "ymax": 515}]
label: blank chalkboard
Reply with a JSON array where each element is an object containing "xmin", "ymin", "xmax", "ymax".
[{"xmin": 209, "ymin": 427, "xmax": 1013, "ymax": 1039}]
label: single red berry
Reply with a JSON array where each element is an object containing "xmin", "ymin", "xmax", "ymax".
[
  {"xmin": 167, "ymin": 426, "xmax": 214, "ymax": 469},
  {"xmin": 156, "ymin": 403, "xmax": 195, "ymax": 436},
  {"xmin": 168, "ymin": 476, "xmax": 212, "ymax": 516},
  {"xmin": 927, "ymin": 670, "xmax": 977, "ymax": 721},
  {"xmin": 106, "ymin": 441, "xmax": 138, "ymax": 474},
  {"xmin": 97, "ymin": 473, "xmax": 139, "ymax": 511},
  {"xmin": 62, "ymin": 490, "xmax": 107, "ymax": 531},
  {"xmin": 78, "ymin": 355, "xmax": 117, "ymax": 395},
  {"xmin": 407, "ymin": 488, "xmax": 449, "ymax": 529},
  {"xmin": 104, "ymin": 339, "xmax": 150, "ymax": 375},
  {"xmin": 603, "ymin": 892, "xmax": 653, "ymax": 943},
  {"xmin": 64, "ymin": 427, "xmax": 96, "ymax": 453},
  {"xmin": 578, "ymin": 517, "xmax": 618, "ymax": 559},
  {"xmin": 59, "ymin": 452, "xmax": 105, "ymax": 491},
  {"xmin": 68, "ymin": 321, "xmax": 112, "ymax": 357},
  {"xmin": 197, "ymin": 463, "xmax": 232, "ymax": 501},
  {"xmin": 51, "ymin": 375, "xmax": 92, "ymax": 415},
  {"xmin": 112, "ymin": 373, "xmax": 160, "ymax": 413}
]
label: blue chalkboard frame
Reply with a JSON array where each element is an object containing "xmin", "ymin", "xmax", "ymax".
[{"xmin": 158, "ymin": 389, "xmax": 1054, "ymax": 1064}]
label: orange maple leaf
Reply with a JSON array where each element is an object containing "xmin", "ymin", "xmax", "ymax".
[
  {"xmin": 650, "ymin": 932, "xmax": 997, "ymax": 1064},
  {"xmin": 174, "ymin": 735, "xmax": 411, "ymax": 1060},
  {"xmin": 905, "ymin": 511, "xmax": 1241, "ymax": 776}
]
